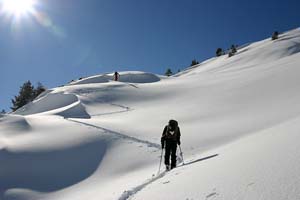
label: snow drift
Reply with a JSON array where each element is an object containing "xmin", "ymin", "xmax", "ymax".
[
  {"xmin": 70, "ymin": 71, "xmax": 161, "ymax": 85},
  {"xmin": 1, "ymin": 28, "xmax": 300, "ymax": 200},
  {"xmin": 14, "ymin": 92, "xmax": 90, "ymax": 119}
]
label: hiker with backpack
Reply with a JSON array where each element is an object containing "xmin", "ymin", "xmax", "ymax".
[
  {"xmin": 114, "ymin": 71, "xmax": 120, "ymax": 81},
  {"xmin": 161, "ymin": 119, "xmax": 181, "ymax": 170}
]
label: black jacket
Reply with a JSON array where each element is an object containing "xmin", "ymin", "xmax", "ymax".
[{"xmin": 161, "ymin": 125, "xmax": 181, "ymax": 147}]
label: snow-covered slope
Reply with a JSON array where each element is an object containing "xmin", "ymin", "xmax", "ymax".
[{"xmin": 1, "ymin": 28, "xmax": 300, "ymax": 200}]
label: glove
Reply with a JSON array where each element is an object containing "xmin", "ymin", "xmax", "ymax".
[{"xmin": 177, "ymin": 141, "xmax": 181, "ymax": 146}]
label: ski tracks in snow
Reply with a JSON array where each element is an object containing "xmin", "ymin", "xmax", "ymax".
[
  {"xmin": 65, "ymin": 101, "xmax": 218, "ymax": 200},
  {"xmin": 90, "ymin": 103, "xmax": 132, "ymax": 117},
  {"xmin": 64, "ymin": 102, "xmax": 166, "ymax": 199},
  {"xmin": 117, "ymin": 154, "xmax": 219, "ymax": 200},
  {"xmin": 118, "ymin": 171, "xmax": 166, "ymax": 200},
  {"xmin": 66, "ymin": 101, "xmax": 159, "ymax": 149},
  {"xmin": 62, "ymin": 101, "xmax": 168, "ymax": 200},
  {"xmin": 67, "ymin": 118, "xmax": 160, "ymax": 149},
  {"xmin": 66, "ymin": 119, "xmax": 219, "ymax": 200}
]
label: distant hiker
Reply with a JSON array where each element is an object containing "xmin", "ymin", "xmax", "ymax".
[
  {"xmin": 114, "ymin": 71, "xmax": 120, "ymax": 81},
  {"xmin": 161, "ymin": 119, "xmax": 181, "ymax": 170},
  {"xmin": 272, "ymin": 31, "xmax": 279, "ymax": 40}
]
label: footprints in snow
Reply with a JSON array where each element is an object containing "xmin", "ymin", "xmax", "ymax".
[
  {"xmin": 204, "ymin": 182, "xmax": 255, "ymax": 199},
  {"xmin": 247, "ymin": 182, "xmax": 255, "ymax": 187},
  {"xmin": 206, "ymin": 188, "xmax": 219, "ymax": 199}
]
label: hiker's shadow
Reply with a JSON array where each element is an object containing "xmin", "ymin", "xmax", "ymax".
[{"xmin": 180, "ymin": 154, "xmax": 219, "ymax": 167}]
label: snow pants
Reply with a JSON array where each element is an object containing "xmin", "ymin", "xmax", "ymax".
[{"xmin": 164, "ymin": 140, "xmax": 177, "ymax": 167}]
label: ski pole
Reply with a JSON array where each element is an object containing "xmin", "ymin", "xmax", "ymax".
[
  {"xmin": 157, "ymin": 148, "xmax": 163, "ymax": 175},
  {"xmin": 178, "ymin": 145, "xmax": 185, "ymax": 165}
]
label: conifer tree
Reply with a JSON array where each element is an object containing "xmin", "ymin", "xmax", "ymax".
[
  {"xmin": 191, "ymin": 59, "xmax": 199, "ymax": 66},
  {"xmin": 165, "ymin": 68, "xmax": 173, "ymax": 77},
  {"xmin": 34, "ymin": 82, "xmax": 46, "ymax": 97},
  {"xmin": 216, "ymin": 48, "xmax": 223, "ymax": 57},
  {"xmin": 228, "ymin": 45, "xmax": 237, "ymax": 57},
  {"xmin": 11, "ymin": 81, "xmax": 35, "ymax": 111},
  {"xmin": 272, "ymin": 31, "xmax": 279, "ymax": 40},
  {"xmin": 11, "ymin": 81, "xmax": 47, "ymax": 111}
]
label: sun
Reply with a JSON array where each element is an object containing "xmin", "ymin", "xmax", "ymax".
[{"xmin": 1, "ymin": 0, "xmax": 36, "ymax": 17}]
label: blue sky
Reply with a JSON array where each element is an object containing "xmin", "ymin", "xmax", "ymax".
[{"xmin": 0, "ymin": 0, "xmax": 299, "ymax": 111}]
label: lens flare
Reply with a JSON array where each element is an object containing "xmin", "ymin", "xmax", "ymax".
[
  {"xmin": 1, "ymin": 0, "xmax": 66, "ymax": 38},
  {"xmin": 1, "ymin": 0, "xmax": 36, "ymax": 17}
]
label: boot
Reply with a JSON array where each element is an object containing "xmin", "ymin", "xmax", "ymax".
[{"xmin": 166, "ymin": 165, "xmax": 170, "ymax": 171}]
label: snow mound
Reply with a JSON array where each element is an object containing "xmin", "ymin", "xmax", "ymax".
[
  {"xmin": 0, "ymin": 134, "xmax": 107, "ymax": 194},
  {"xmin": 56, "ymin": 101, "xmax": 90, "ymax": 119},
  {"xmin": 14, "ymin": 92, "xmax": 90, "ymax": 119},
  {"xmin": 0, "ymin": 115, "xmax": 31, "ymax": 134},
  {"xmin": 70, "ymin": 71, "xmax": 161, "ymax": 85}
]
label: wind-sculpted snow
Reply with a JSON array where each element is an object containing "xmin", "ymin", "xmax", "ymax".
[
  {"xmin": 117, "ymin": 72, "xmax": 161, "ymax": 83},
  {"xmin": 0, "ymin": 139, "xmax": 107, "ymax": 193},
  {"xmin": 0, "ymin": 115, "xmax": 31, "ymax": 133},
  {"xmin": 2, "ymin": 28, "xmax": 300, "ymax": 200},
  {"xmin": 69, "ymin": 71, "xmax": 161, "ymax": 85},
  {"xmin": 56, "ymin": 101, "xmax": 90, "ymax": 119},
  {"xmin": 14, "ymin": 92, "xmax": 90, "ymax": 119},
  {"xmin": 0, "ymin": 115, "xmax": 111, "ymax": 200}
]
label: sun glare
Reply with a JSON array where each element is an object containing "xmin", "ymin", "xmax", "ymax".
[
  {"xmin": 1, "ymin": 0, "xmax": 36, "ymax": 17},
  {"xmin": 1, "ymin": 0, "xmax": 65, "ymax": 38}
]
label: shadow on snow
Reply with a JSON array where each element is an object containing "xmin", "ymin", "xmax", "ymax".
[
  {"xmin": 0, "ymin": 139, "xmax": 107, "ymax": 195},
  {"xmin": 119, "ymin": 154, "xmax": 219, "ymax": 200}
]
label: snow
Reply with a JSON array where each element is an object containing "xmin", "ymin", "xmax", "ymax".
[
  {"xmin": 69, "ymin": 71, "xmax": 161, "ymax": 85},
  {"xmin": 132, "ymin": 117, "xmax": 300, "ymax": 200},
  {"xmin": 13, "ymin": 92, "xmax": 90, "ymax": 119},
  {"xmin": 1, "ymin": 28, "xmax": 300, "ymax": 200}
]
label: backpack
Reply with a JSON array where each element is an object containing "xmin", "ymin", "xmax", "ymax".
[{"xmin": 165, "ymin": 120, "xmax": 179, "ymax": 140}]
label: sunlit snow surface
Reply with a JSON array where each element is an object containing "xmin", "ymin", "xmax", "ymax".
[{"xmin": 1, "ymin": 29, "xmax": 300, "ymax": 200}]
